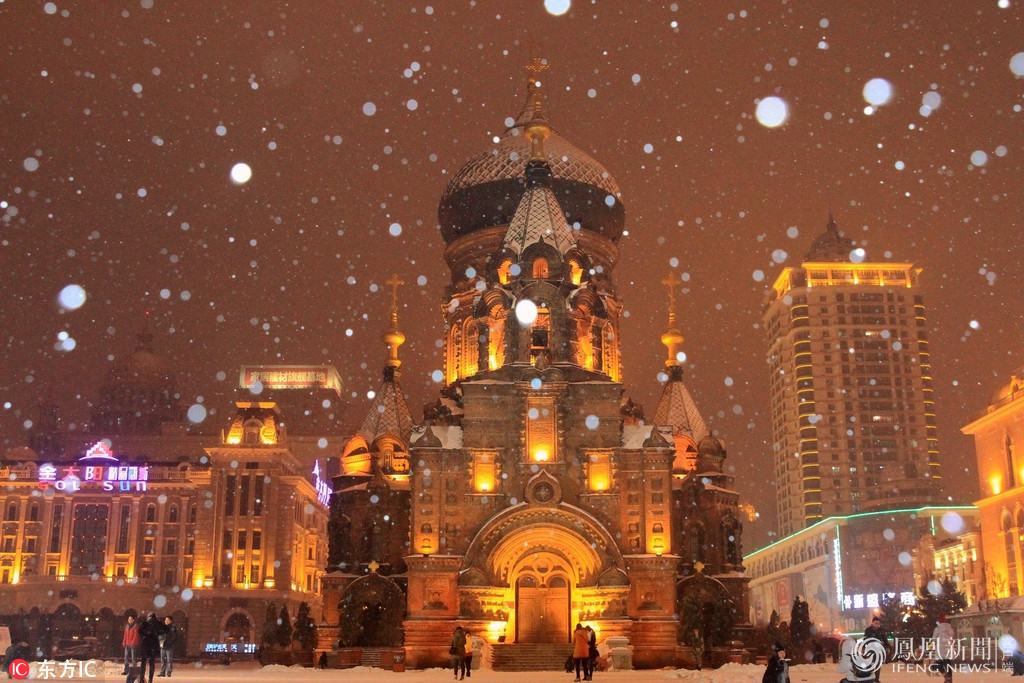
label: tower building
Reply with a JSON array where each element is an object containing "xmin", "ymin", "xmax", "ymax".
[{"xmin": 763, "ymin": 218, "xmax": 942, "ymax": 537}]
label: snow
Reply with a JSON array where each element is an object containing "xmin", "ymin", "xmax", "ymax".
[{"xmin": 51, "ymin": 660, "xmax": 1023, "ymax": 682}]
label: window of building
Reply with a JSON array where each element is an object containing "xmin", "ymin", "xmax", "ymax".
[
  {"xmin": 4, "ymin": 502, "xmax": 16, "ymax": 521},
  {"xmin": 251, "ymin": 531, "xmax": 261, "ymax": 551},
  {"xmin": 164, "ymin": 569, "xmax": 175, "ymax": 587},
  {"xmin": 70, "ymin": 504, "xmax": 109, "ymax": 575},
  {"xmin": 168, "ymin": 505, "xmax": 179, "ymax": 523},
  {"xmin": 144, "ymin": 539, "xmax": 154, "ymax": 555},
  {"xmin": 24, "ymin": 537, "xmax": 36, "ymax": 553},
  {"xmin": 165, "ymin": 540, "xmax": 177, "ymax": 555},
  {"xmin": 189, "ymin": 505, "xmax": 197, "ymax": 524},
  {"xmin": 28, "ymin": 503, "xmax": 39, "ymax": 522},
  {"xmin": 237, "ymin": 531, "xmax": 246, "ymax": 550},
  {"xmin": 145, "ymin": 505, "xmax": 156, "ymax": 523}
]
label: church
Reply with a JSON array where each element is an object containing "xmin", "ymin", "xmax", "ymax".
[{"xmin": 323, "ymin": 63, "xmax": 749, "ymax": 670}]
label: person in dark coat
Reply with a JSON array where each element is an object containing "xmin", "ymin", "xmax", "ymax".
[
  {"xmin": 136, "ymin": 612, "xmax": 162, "ymax": 683},
  {"xmin": 763, "ymin": 643, "xmax": 791, "ymax": 683},
  {"xmin": 448, "ymin": 626, "xmax": 466, "ymax": 680},
  {"xmin": 863, "ymin": 615, "xmax": 890, "ymax": 682},
  {"xmin": 158, "ymin": 615, "xmax": 177, "ymax": 677},
  {"xmin": 585, "ymin": 625, "xmax": 599, "ymax": 675}
]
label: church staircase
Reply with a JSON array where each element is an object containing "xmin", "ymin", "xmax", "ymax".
[{"xmin": 489, "ymin": 643, "xmax": 574, "ymax": 672}]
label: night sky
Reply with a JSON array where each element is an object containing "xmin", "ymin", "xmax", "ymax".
[{"xmin": 2, "ymin": 1, "xmax": 1022, "ymax": 550}]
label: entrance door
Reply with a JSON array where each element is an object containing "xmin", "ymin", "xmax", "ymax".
[{"xmin": 516, "ymin": 575, "xmax": 569, "ymax": 643}]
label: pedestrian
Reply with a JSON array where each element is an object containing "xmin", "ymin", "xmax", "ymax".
[
  {"xmin": 137, "ymin": 612, "xmax": 161, "ymax": 683},
  {"xmin": 573, "ymin": 623, "xmax": 591, "ymax": 681},
  {"xmin": 863, "ymin": 615, "xmax": 890, "ymax": 682},
  {"xmin": 585, "ymin": 625, "xmax": 598, "ymax": 675},
  {"xmin": 122, "ymin": 614, "xmax": 140, "ymax": 675},
  {"xmin": 449, "ymin": 626, "xmax": 466, "ymax": 680},
  {"xmin": 762, "ymin": 643, "xmax": 791, "ymax": 683},
  {"xmin": 1010, "ymin": 648, "xmax": 1024, "ymax": 676},
  {"xmin": 317, "ymin": 651, "xmax": 328, "ymax": 669},
  {"xmin": 461, "ymin": 628, "xmax": 480, "ymax": 678},
  {"xmin": 158, "ymin": 615, "xmax": 177, "ymax": 677},
  {"xmin": 839, "ymin": 637, "xmax": 876, "ymax": 683},
  {"xmin": 932, "ymin": 613, "xmax": 955, "ymax": 683}
]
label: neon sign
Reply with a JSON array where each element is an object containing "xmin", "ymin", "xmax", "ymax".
[
  {"xmin": 37, "ymin": 441, "xmax": 149, "ymax": 493},
  {"xmin": 312, "ymin": 460, "xmax": 332, "ymax": 507}
]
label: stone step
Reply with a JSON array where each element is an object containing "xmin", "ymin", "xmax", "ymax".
[{"xmin": 490, "ymin": 643, "xmax": 575, "ymax": 672}]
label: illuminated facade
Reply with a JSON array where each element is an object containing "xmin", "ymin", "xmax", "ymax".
[
  {"xmin": 764, "ymin": 218, "xmax": 942, "ymax": 536},
  {"xmin": 963, "ymin": 368, "xmax": 1024, "ymax": 600},
  {"xmin": 745, "ymin": 505, "xmax": 977, "ymax": 635},
  {"xmin": 0, "ymin": 340, "xmax": 333, "ymax": 658},
  {"xmin": 325, "ymin": 64, "xmax": 749, "ymax": 670}
]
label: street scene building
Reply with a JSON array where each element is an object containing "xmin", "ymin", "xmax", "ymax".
[{"xmin": 0, "ymin": 332, "xmax": 333, "ymax": 658}]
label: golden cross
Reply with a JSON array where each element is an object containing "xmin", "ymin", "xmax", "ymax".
[{"xmin": 367, "ymin": 560, "xmax": 380, "ymax": 573}]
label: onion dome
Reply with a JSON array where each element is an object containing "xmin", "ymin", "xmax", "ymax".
[
  {"xmin": 804, "ymin": 213, "xmax": 857, "ymax": 262},
  {"xmin": 90, "ymin": 318, "xmax": 184, "ymax": 435},
  {"xmin": 438, "ymin": 61, "xmax": 624, "ymax": 245}
]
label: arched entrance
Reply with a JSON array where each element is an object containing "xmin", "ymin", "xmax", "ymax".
[
  {"xmin": 514, "ymin": 552, "xmax": 571, "ymax": 643},
  {"xmin": 460, "ymin": 502, "xmax": 626, "ymax": 646}
]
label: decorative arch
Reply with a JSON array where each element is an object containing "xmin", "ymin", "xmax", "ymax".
[
  {"xmin": 337, "ymin": 573, "xmax": 405, "ymax": 647},
  {"xmin": 462, "ymin": 503, "xmax": 625, "ymax": 587},
  {"xmin": 221, "ymin": 608, "xmax": 254, "ymax": 643}
]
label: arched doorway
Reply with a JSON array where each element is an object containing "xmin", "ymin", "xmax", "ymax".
[{"xmin": 514, "ymin": 552, "xmax": 571, "ymax": 643}]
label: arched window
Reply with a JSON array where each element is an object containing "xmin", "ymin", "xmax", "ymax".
[
  {"xmin": 4, "ymin": 502, "xmax": 16, "ymax": 521},
  {"xmin": 497, "ymin": 260, "xmax": 513, "ymax": 285},
  {"xmin": 1004, "ymin": 511, "xmax": 1018, "ymax": 595},
  {"xmin": 532, "ymin": 258, "xmax": 549, "ymax": 279},
  {"xmin": 168, "ymin": 505, "xmax": 179, "ymax": 523},
  {"xmin": 242, "ymin": 419, "xmax": 261, "ymax": 445},
  {"xmin": 1008, "ymin": 434, "xmax": 1017, "ymax": 489},
  {"xmin": 28, "ymin": 503, "xmax": 39, "ymax": 522},
  {"xmin": 146, "ymin": 504, "xmax": 156, "ymax": 523}
]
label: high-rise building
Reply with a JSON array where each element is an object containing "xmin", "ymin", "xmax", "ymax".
[{"xmin": 764, "ymin": 218, "xmax": 942, "ymax": 537}]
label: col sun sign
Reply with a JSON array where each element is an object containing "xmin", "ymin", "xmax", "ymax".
[{"xmin": 37, "ymin": 441, "xmax": 150, "ymax": 493}]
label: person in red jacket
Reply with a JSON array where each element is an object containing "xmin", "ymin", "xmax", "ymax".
[{"xmin": 121, "ymin": 614, "xmax": 140, "ymax": 675}]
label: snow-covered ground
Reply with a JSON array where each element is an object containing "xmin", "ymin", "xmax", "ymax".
[{"xmin": 29, "ymin": 660, "xmax": 1022, "ymax": 682}]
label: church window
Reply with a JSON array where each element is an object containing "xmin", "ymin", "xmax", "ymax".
[
  {"xmin": 587, "ymin": 452, "xmax": 611, "ymax": 492},
  {"xmin": 472, "ymin": 452, "xmax": 496, "ymax": 493},
  {"xmin": 532, "ymin": 258, "xmax": 549, "ymax": 279},
  {"xmin": 526, "ymin": 396, "xmax": 556, "ymax": 462},
  {"xmin": 569, "ymin": 260, "xmax": 583, "ymax": 285},
  {"xmin": 530, "ymin": 305, "xmax": 550, "ymax": 363},
  {"xmin": 462, "ymin": 319, "xmax": 478, "ymax": 376},
  {"xmin": 497, "ymin": 259, "xmax": 513, "ymax": 284}
]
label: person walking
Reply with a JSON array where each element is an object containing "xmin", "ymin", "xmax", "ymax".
[
  {"xmin": 462, "ymin": 628, "xmax": 481, "ymax": 678},
  {"xmin": 137, "ymin": 612, "xmax": 161, "ymax": 683},
  {"xmin": 762, "ymin": 643, "xmax": 791, "ymax": 683},
  {"xmin": 121, "ymin": 614, "xmax": 140, "ymax": 675},
  {"xmin": 863, "ymin": 615, "xmax": 890, "ymax": 682},
  {"xmin": 933, "ymin": 614, "xmax": 956, "ymax": 683},
  {"xmin": 585, "ymin": 625, "xmax": 598, "ymax": 675},
  {"xmin": 158, "ymin": 615, "xmax": 177, "ymax": 677},
  {"xmin": 572, "ymin": 623, "xmax": 591, "ymax": 682},
  {"xmin": 449, "ymin": 626, "xmax": 466, "ymax": 680}
]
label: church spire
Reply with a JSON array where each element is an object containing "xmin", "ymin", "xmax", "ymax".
[
  {"xmin": 382, "ymin": 274, "xmax": 405, "ymax": 371},
  {"xmin": 660, "ymin": 272, "xmax": 685, "ymax": 367}
]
